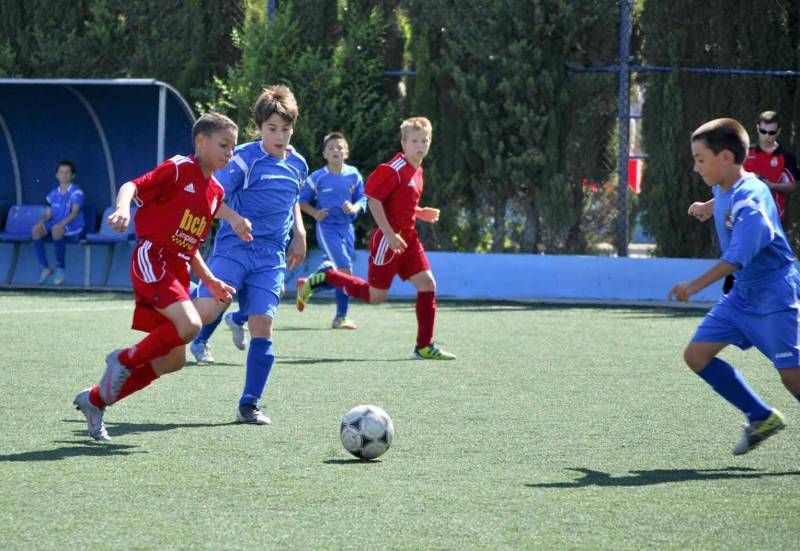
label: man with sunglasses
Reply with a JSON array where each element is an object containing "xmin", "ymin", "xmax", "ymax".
[{"xmin": 743, "ymin": 111, "xmax": 799, "ymax": 222}]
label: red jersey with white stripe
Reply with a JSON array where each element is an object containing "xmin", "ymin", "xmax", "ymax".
[
  {"xmin": 364, "ymin": 152, "xmax": 423, "ymax": 232},
  {"xmin": 132, "ymin": 155, "xmax": 224, "ymax": 258},
  {"xmin": 743, "ymin": 144, "xmax": 799, "ymax": 220}
]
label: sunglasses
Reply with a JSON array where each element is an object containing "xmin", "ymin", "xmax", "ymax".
[{"xmin": 758, "ymin": 128, "xmax": 779, "ymax": 136}]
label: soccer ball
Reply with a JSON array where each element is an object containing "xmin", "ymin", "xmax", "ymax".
[{"xmin": 340, "ymin": 405, "xmax": 394, "ymax": 460}]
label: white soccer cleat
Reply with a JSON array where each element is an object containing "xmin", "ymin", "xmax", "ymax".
[
  {"xmin": 224, "ymin": 312, "xmax": 247, "ymax": 351},
  {"xmin": 73, "ymin": 388, "xmax": 110, "ymax": 441},
  {"xmin": 99, "ymin": 349, "xmax": 131, "ymax": 405},
  {"xmin": 236, "ymin": 404, "xmax": 271, "ymax": 425},
  {"xmin": 190, "ymin": 340, "xmax": 215, "ymax": 364}
]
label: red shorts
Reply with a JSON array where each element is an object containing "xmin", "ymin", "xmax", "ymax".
[
  {"xmin": 130, "ymin": 240, "xmax": 192, "ymax": 332},
  {"xmin": 368, "ymin": 228, "xmax": 430, "ymax": 290}
]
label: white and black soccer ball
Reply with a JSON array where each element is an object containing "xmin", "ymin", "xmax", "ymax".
[{"xmin": 340, "ymin": 404, "xmax": 394, "ymax": 460}]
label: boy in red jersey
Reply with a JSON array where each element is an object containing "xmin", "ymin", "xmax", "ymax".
[
  {"xmin": 297, "ymin": 117, "xmax": 455, "ymax": 360},
  {"xmin": 73, "ymin": 112, "xmax": 253, "ymax": 441}
]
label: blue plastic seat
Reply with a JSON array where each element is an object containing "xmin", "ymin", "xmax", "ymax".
[
  {"xmin": 85, "ymin": 206, "xmax": 137, "ymax": 243},
  {"xmin": 0, "ymin": 205, "xmax": 47, "ymax": 242}
]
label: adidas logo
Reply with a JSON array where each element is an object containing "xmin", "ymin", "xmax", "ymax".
[{"xmin": 184, "ymin": 183, "xmax": 196, "ymax": 193}]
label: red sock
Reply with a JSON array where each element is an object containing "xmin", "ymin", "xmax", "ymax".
[
  {"xmin": 89, "ymin": 385, "xmax": 106, "ymax": 408},
  {"xmin": 119, "ymin": 322, "xmax": 184, "ymax": 368},
  {"xmin": 116, "ymin": 362, "xmax": 159, "ymax": 402},
  {"xmin": 325, "ymin": 270, "xmax": 371, "ymax": 303},
  {"xmin": 415, "ymin": 291, "xmax": 436, "ymax": 349}
]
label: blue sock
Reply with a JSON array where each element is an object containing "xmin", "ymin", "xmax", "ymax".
[
  {"xmin": 239, "ymin": 337, "xmax": 274, "ymax": 406},
  {"xmin": 34, "ymin": 238, "xmax": 48, "ymax": 268},
  {"xmin": 231, "ymin": 310, "xmax": 248, "ymax": 325},
  {"xmin": 194, "ymin": 312, "xmax": 223, "ymax": 344},
  {"xmin": 335, "ymin": 289, "xmax": 349, "ymax": 318},
  {"xmin": 697, "ymin": 358, "xmax": 772, "ymax": 422},
  {"xmin": 53, "ymin": 238, "xmax": 66, "ymax": 269}
]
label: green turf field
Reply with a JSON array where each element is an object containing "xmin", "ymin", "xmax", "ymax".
[{"xmin": 1, "ymin": 290, "xmax": 799, "ymax": 549}]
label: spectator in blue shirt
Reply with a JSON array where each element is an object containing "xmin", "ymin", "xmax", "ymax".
[{"xmin": 32, "ymin": 160, "xmax": 85, "ymax": 285}]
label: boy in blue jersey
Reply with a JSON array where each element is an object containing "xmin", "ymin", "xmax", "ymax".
[
  {"xmin": 32, "ymin": 160, "xmax": 85, "ymax": 285},
  {"xmin": 193, "ymin": 85, "xmax": 307, "ymax": 425},
  {"xmin": 669, "ymin": 117, "xmax": 800, "ymax": 455},
  {"xmin": 296, "ymin": 132, "xmax": 366, "ymax": 329}
]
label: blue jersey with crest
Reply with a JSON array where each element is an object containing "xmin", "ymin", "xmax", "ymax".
[
  {"xmin": 713, "ymin": 174, "xmax": 794, "ymax": 285},
  {"xmin": 299, "ymin": 164, "xmax": 366, "ymax": 226},
  {"xmin": 213, "ymin": 141, "xmax": 308, "ymax": 252},
  {"xmin": 46, "ymin": 183, "xmax": 85, "ymax": 235}
]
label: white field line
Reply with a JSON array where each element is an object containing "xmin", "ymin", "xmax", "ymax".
[{"xmin": 0, "ymin": 305, "xmax": 134, "ymax": 315}]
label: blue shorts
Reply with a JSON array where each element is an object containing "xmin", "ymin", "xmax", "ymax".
[
  {"xmin": 316, "ymin": 224, "xmax": 355, "ymax": 270},
  {"xmin": 197, "ymin": 244, "xmax": 285, "ymax": 319},
  {"xmin": 693, "ymin": 272, "xmax": 800, "ymax": 369}
]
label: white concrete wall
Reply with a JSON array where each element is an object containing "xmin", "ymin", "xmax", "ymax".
[{"xmin": 287, "ymin": 249, "xmax": 727, "ymax": 307}]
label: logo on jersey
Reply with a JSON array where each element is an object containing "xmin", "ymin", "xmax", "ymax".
[
  {"xmin": 178, "ymin": 208, "xmax": 208, "ymax": 237},
  {"xmin": 184, "ymin": 183, "xmax": 196, "ymax": 193},
  {"xmin": 770, "ymin": 158, "xmax": 779, "ymax": 168},
  {"xmin": 724, "ymin": 211, "xmax": 734, "ymax": 230}
]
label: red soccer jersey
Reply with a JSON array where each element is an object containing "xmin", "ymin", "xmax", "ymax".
[
  {"xmin": 132, "ymin": 155, "xmax": 224, "ymax": 258},
  {"xmin": 364, "ymin": 152, "xmax": 423, "ymax": 232},
  {"xmin": 743, "ymin": 144, "xmax": 799, "ymax": 220}
]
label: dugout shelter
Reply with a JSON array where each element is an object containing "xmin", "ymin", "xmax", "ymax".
[{"xmin": 0, "ymin": 78, "xmax": 195, "ymax": 288}]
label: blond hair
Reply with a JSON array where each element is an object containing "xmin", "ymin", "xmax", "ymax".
[{"xmin": 400, "ymin": 116, "xmax": 432, "ymax": 140}]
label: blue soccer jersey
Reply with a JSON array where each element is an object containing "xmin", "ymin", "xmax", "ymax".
[
  {"xmin": 213, "ymin": 141, "xmax": 308, "ymax": 251},
  {"xmin": 45, "ymin": 184, "xmax": 85, "ymax": 236},
  {"xmin": 299, "ymin": 165, "xmax": 366, "ymax": 226},
  {"xmin": 693, "ymin": 174, "xmax": 800, "ymax": 367},
  {"xmin": 713, "ymin": 174, "xmax": 795, "ymax": 287}
]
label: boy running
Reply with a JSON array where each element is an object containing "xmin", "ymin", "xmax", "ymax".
[
  {"xmin": 73, "ymin": 112, "xmax": 252, "ymax": 441},
  {"xmin": 297, "ymin": 117, "xmax": 455, "ymax": 360},
  {"xmin": 670, "ymin": 117, "xmax": 800, "ymax": 455},
  {"xmin": 296, "ymin": 131, "xmax": 366, "ymax": 329}
]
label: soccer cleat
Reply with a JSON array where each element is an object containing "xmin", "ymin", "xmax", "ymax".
[
  {"xmin": 733, "ymin": 409, "xmax": 786, "ymax": 455},
  {"xmin": 53, "ymin": 267, "xmax": 65, "ymax": 285},
  {"xmin": 224, "ymin": 312, "xmax": 247, "ymax": 351},
  {"xmin": 332, "ymin": 317, "xmax": 357, "ymax": 330},
  {"xmin": 38, "ymin": 267, "xmax": 52, "ymax": 284},
  {"xmin": 73, "ymin": 388, "xmax": 111, "ymax": 441},
  {"xmin": 189, "ymin": 340, "xmax": 215, "ymax": 364},
  {"xmin": 413, "ymin": 343, "xmax": 456, "ymax": 360},
  {"xmin": 236, "ymin": 404, "xmax": 271, "ymax": 425},
  {"xmin": 296, "ymin": 263, "xmax": 335, "ymax": 312},
  {"xmin": 99, "ymin": 349, "xmax": 132, "ymax": 405}
]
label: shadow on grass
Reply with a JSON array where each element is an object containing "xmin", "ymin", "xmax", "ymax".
[
  {"xmin": 323, "ymin": 458, "xmax": 383, "ymax": 465},
  {"xmin": 63, "ymin": 419, "xmax": 236, "ymax": 438},
  {"xmin": 528, "ymin": 467, "xmax": 800, "ymax": 488},
  {"xmin": 0, "ymin": 440, "xmax": 142, "ymax": 462}
]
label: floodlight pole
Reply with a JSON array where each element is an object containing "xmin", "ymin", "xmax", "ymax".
[{"xmin": 615, "ymin": 0, "xmax": 632, "ymax": 257}]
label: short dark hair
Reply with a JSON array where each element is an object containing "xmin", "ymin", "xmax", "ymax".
[
  {"xmin": 322, "ymin": 131, "xmax": 347, "ymax": 152},
  {"xmin": 691, "ymin": 118, "xmax": 749, "ymax": 164},
  {"xmin": 254, "ymin": 85, "xmax": 299, "ymax": 127},
  {"xmin": 757, "ymin": 111, "xmax": 779, "ymax": 127},
  {"xmin": 192, "ymin": 112, "xmax": 238, "ymax": 141},
  {"xmin": 56, "ymin": 160, "xmax": 76, "ymax": 175}
]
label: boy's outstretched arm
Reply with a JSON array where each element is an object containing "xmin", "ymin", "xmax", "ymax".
[
  {"xmin": 108, "ymin": 181, "xmax": 137, "ymax": 232},
  {"xmin": 668, "ymin": 260, "xmax": 737, "ymax": 301},
  {"xmin": 216, "ymin": 202, "xmax": 253, "ymax": 241},
  {"xmin": 688, "ymin": 199, "xmax": 714, "ymax": 222},
  {"xmin": 415, "ymin": 206, "xmax": 440, "ymax": 223},
  {"xmin": 189, "ymin": 251, "xmax": 235, "ymax": 303},
  {"xmin": 368, "ymin": 197, "xmax": 406, "ymax": 252}
]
